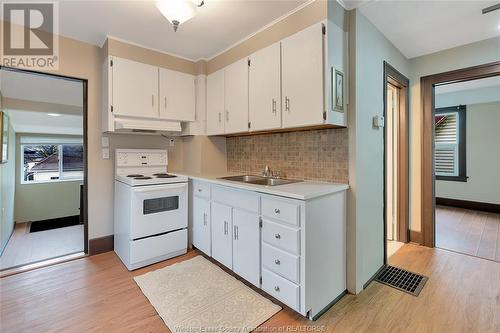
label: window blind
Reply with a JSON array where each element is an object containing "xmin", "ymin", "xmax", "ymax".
[{"xmin": 435, "ymin": 113, "xmax": 458, "ymax": 176}]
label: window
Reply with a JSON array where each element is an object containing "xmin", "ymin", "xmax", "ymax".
[
  {"xmin": 434, "ymin": 105, "xmax": 466, "ymax": 181},
  {"xmin": 22, "ymin": 143, "xmax": 83, "ymax": 184}
]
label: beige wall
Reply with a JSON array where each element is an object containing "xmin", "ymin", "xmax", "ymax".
[{"xmin": 408, "ymin": 36, "xmax": 500, "ymax": 232}]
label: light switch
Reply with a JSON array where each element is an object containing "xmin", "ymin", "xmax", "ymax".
[
  {"xmin": 373, "ymin": 115, "xmax": 385, "ymax": 128},
  {"xmin": 101, "ymin": 136, "xmax": 109, "ymax": 148},
  {"xmin": 102, "ymin": 148, "xmax": 110, "ymax": 159}
]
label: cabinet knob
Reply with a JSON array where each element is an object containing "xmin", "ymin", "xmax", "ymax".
[
  {"xmin": 274, "ymin": 233, "xmax": 281, "ymax": 239},
  {"xmin": 198, "ymin": 188, "xmax": 202, "ymax": 192},
  {"xmin": 274, "ymin": 208, "xmax": 280, "ymax": 214},
  {"xmin": 274, "ymin": 286, "xmax": 280, "ymax": 292},
  {"xmin": 274, "ymin": 259, "xmax": 281, "ymax": 265}
]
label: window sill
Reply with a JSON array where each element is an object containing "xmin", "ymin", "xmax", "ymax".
[
  {"xmin": 436, "ymin": 175, "xmax": 468, "ymax": 182},
  {"xmin": 20, "ymin": 179, "xmax": 83, "ymax": 185}
]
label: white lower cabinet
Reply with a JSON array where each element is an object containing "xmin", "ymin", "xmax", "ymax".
[
  {"xmin": 192, "ymin": 195, "xmax": 211, "ymax": 256},
  {"xmin": 211, "ymin": 202, "xmax": 233, "ymax": 269},
  {"xmin": 232, "ymin": 209, "xmax": 260, "ymax": 287},
  {"xmin": 190, "ymin": 180, "xmax": 346, "ymax": 320}
]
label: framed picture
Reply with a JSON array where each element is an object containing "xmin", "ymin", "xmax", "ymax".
[
  {"xmin": 332, "ymin": 68, "xmax": 344, "ymax": 112},
  {"xmin": 0, "ymin": 111, "xmax": 9, "ymax": 163}
]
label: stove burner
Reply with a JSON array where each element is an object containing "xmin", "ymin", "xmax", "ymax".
[
  {"xmin": 155, "ymin": 174, "xmax": 177, "ymax": 178},
  {"xmin": 134, "ymin": 176, "xmax": 152, "ymax": 180},
  {"xmin": 127, "ymin": 174, "xmax": 144, "ymax": 178}
]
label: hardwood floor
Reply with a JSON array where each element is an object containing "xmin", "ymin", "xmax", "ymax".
[
  {"xmin": 0, "ymin": 223, "xmax": 84, "ymax": 271},
  {"xmin": 1, "ymin": 244, "xmax": 499, "ymax": 332},
  {"xmin": 436, "ymin": 205, "xmax": 500, "ymax": 262}
]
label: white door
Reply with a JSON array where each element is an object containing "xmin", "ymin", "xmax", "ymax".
[
  {"xmin": 281, "ymin": 23, "xmax": 324, "ymax": 128},
  {"xmin": 192, "ymin": 196, "xmax": 211, "ymax": 256},
  {"xmin": 249, "ymin": 42, "xmax": 281, "ymax": 131},
  {"xmin": 211, "ymin": 202, "xmax": 233, "ymax": 269},
  {"xmin": 206, "ymin": 69, "xmax": 225, "ymax": 135},
  {"xmin": 112, "ymin": 57, "xmax": 159, "ymax": 119},
  {"xmin": 224, "ymin": 58, "xmax": 249, "ymax": 134},
  {"xmin": 159, "ymin": 68, "xmax": 195, "ymax": 121},
  {"xmin": 232, "ymin": 209, "xmax": 260, "ymax": 287}
]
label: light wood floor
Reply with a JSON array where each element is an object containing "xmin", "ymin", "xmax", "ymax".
[
  {"xmin": 1, "ymin": 244, "xmax": 499, "ymax": 332},
  {"xmin": 0, "ymin": 223, "xmax": 84, "ymax": 271},
  {"xmin": 436, "ymin": 205, "xmax": 500, "ymax": 262}
]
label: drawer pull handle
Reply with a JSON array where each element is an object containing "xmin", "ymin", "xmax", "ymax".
[
  {"xmin": 274, "ymin": 233, "xmax": 281, "ymax": 239},
  {"xmin": 274, "ymin": 208, "xmax": 280, "ymax": 214},
  {"xmin": 274, "ymin": 259, "xmax": 281, "ymax": 265},
  {"xmin": 198, "ymin": 189, "xmax": 202, "ymax": 192},
  {"xmin": 274, "ymin": 286, "xmax": 280, "ymax": 292}
]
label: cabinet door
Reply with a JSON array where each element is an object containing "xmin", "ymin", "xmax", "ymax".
[
  {"xmin": 249, "ymin": 42, "xmax": 281, "ymax": 131},
  {"xmin": 232, "ymin": 209, "xmax": 260, "ymax": 287},
  {"xmin": 159, "ymin": 68, "xmax": 195, "ymax": 121},
  {"xmin": 211, "ymin": 202, "xmax": 233, "ymax": 269},
  {"xmin": 192, "ymin": 196, "xmax": 211, "ymax": 256},
  {"xmin": 206, "ymin": 69, "xmax": 225, "ymax": 135},
  {"xmin": 224, "ymin": 58, "xmax": 249, "ymax": 134},
  {"xmin": 112, "ymin": 57, "xmax": 159, "ymax": 119},
  {"xmin": 281, "ymin": 23, "xmax": 324, "ymax": 128}
]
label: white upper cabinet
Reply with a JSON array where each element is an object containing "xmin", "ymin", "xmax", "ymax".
[
  {"xmin": 281, "ymin": 23, "xmax": 324, "ymax": 128},
  {"xmin": 206, "ymin": 69, "xmax": 225, "ymax": 135},
  {"xmin": 159, "ymin": 68, "xmax": 195, "ymax": 121},
  {"xmin": 249, "ymin": 42, "xmax": 281, "ymax": 132},
  {"xmin": 224, "ymin": 58, "xmax": 249, "ymax": 134},
  {"xmin": 111, "ymin": 57, "xmax": 159, "ymax": 119}
]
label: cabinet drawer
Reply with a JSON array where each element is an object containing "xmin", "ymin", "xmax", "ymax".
[
  {"xmin": 262, "ymin": 243, "xmax": 300, "ymax": 284},
  {"xmin": 212, "ymin": 185, "xmax": 259, "ymax": 213},
  {"xmin": 262, "ymin": 268, "xmax": 300, "ymax": 311},
  {"xmin": 262, "ymin": 196, "xmax": 300, "ymax": 226},
  {"xmin": 262, "ymin": 219, "xmax": 300, "ymax": 255},
  {"xmin": 130, "ymin": 229, "xmax": 187, "ymax": 265},
  {"xmin": 192, "ymin": 180, "xmax": 211, "ymax": 199}
]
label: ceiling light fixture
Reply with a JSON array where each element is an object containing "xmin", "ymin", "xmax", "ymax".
[
  {"xmin": 156, "ymin": 0, "xmax": 205, "ymax": 32},
  {"xmin": 47, "ymin": 113, "xmax": 61, "ymax": 117}
]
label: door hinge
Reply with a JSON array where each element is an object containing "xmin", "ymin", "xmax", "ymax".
[
  {"xmin": 111, "ymin": 105, "xmax": 114, "ymax": 113},
  {"xmin": 110, "ymin": 59, "xmax": 113, "ymax": 67},
  {"xmin": 323, "ymin": 111, "xmax": 327, "ymax": 120},
  {"xmin": 259, "ymin": 217, "xmax": 263, "ymax": 228},
  {"xmin": 322, "ymin": 24, "xmax": 326, "ymax": 35},
  {"xmin": 248, "ymin": 59, "xmax": 251, "ymax": 67},
  {"xmin": 248, "ymin": 122, "xmax": 251, "ymax": 129},
  {"xmin": 259, "ymin": 276, "xmax": 262, "ymax": 284}
]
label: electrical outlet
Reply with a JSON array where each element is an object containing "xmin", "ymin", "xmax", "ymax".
[
  {"xmin": 102, "ymin": 148, "xmax": 110, "ymax": 159},
  {"xmin": 169, "ymin": 138, "xmax": 175, "ymax": 147},
  {"xmin": 101, "ymin": 136, "xmax": 109, "ymax": 148}
]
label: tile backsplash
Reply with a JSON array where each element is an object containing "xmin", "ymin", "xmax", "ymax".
[{"xmin": 227, "ymin": 128, "xmax": 348, "ymax": 183}]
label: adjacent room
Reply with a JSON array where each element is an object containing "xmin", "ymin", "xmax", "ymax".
[
  {"xmin": 434, "ymin": 76, "xmax": 500, "ymax": 262},
  {"xmin": 0, "ymin": 69, "xmax": 86, "ymax": 272}
]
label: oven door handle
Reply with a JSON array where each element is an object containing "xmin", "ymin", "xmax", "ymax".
[{"xmin": 131, "ymin": 183, "xmax": 187, "ymax": 194}]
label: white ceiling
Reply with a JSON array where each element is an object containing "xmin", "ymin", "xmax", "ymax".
[
  {"xmin": 1, "ymin": 69, "xmax": 83, "ymax": 107},
  {"xmin": 354, "ymin": 0, "xmax": 500, "ymax": 59},
  {"xmin": 54, "ymin": 0, "xmax": 307, "ymax": 61},
  {"xmin": 436, "ymin": 75, "xmax": 500, "ymax": 94},
  {"xmin": 6, "ymin": 110, "xmax": 83, "ymax": 135}
]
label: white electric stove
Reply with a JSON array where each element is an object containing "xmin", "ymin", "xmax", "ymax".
[{"xmin": 114, "ymin": 149, "xmax": 188, "ymax": 270}]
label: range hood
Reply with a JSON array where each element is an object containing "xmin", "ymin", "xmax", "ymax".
[{"xmin": 113, "ymin": 117, "xmax": 182, "ymax": 135}]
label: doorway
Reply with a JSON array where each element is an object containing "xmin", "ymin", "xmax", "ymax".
[
  {"xmin": 420, "ymin": 61, "xmax": 500, "ymax": 249},
  {"xmin": 0, "ymin": 66, "xmax": 89, "ymax": 274},
  {"xmin": 383, "ymin": 62, "xmax": 409, "ymax": 261}
]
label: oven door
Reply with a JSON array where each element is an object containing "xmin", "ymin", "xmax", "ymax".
[{"xmin": 130, "ymin": 183, "xmax": 188, "ymax": 240}]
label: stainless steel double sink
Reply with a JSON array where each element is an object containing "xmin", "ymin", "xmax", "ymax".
[{"xmin": 218, "ymin": 175, "xmax": 301, "ymax": 186}]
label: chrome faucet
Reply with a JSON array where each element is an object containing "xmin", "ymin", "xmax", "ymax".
[{"xmin": 263, "ymin": 165, "xmax": 272, "ymax": 178}]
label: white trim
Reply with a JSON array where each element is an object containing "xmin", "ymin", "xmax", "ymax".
[
  {"xmin": 204, "ymin": 0, "xmax": 315, "ymax": 61},
  {"xmin": 103, "ymin": 35, "xmax": 199, "ymax": 62}
]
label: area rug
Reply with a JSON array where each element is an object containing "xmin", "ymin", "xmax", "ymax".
[{"xmin": 134, "ymin": 256, "xmax": 281, "ymax": 333}]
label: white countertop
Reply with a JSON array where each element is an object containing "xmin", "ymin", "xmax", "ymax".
[{"xmin": 173, "ymin": 171, "xmax": 349, "ymax": 200}]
